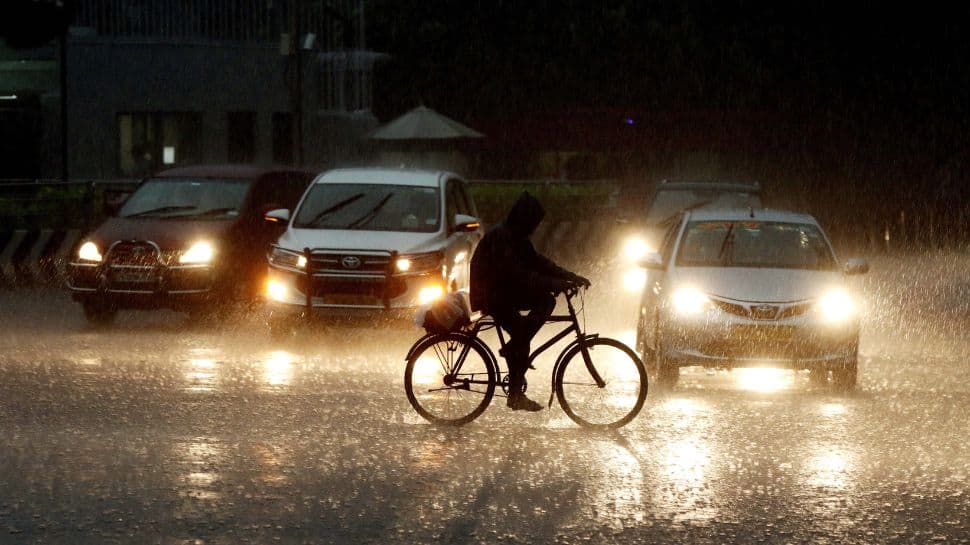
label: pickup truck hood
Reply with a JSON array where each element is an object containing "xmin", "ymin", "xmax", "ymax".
[{"xmin": 276, "ymin": 228, "xmax": 444, "ymax": 254}]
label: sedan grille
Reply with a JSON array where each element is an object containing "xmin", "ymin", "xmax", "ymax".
[{"xmin": 712, "ymin": 297, "xmax": 814, "ymax": 321}]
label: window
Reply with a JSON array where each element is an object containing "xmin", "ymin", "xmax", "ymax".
[
  {"xmin": 227, "ymin": 111, "xmax": 256, "ymax": 163},
  {"xmin": 118, "ymin": 113, "xmax": 202, "ymax": 177},
  {"xmin": 272, "ymin": 113, "xmax": 294, "ymax": 164}
]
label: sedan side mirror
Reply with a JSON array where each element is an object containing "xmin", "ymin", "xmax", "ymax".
[
  {"xmin": 637, "ymin": 252, "xmax": 664, "ymax": 270},
  {"xmin": 843, "ymin": 258, "xmax": 869, "ymax": 275},
  {"xmin": 453, "ymin": 213, "xmax": 481, "ymax": 233},
  {"xmin": 264, "ymin": 208, "xmax": 290, "ymax": 224}
]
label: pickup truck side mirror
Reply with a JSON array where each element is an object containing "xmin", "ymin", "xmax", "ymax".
[
  {"xmin": 453, "ymin": 213, "xmax": 481, "ymax": 233},
  {"xmin": 264, "ymin": 208, "xmax": 290, "ymax": 224},
  {"xmin": 843, "ymin": 258, "xmax": 869, "ymax": 275}
]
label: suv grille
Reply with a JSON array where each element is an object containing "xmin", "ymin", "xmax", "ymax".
[
  {"xmin": 310, "ymin": 252, "xmax": 392, "ymax": 274},
  {"xmin": 108, "ymin": 242, "xmax": 160, "ymax": 266}
]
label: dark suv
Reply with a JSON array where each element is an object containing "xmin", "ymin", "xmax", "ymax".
[{"xmin": 68, "ymin": 165, "xmax": 315, "ymax": 324}]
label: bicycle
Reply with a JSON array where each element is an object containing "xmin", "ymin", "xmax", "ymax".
[{"xmin": 404, "ymin": 287, "xmax": 648, "ymax": 429}]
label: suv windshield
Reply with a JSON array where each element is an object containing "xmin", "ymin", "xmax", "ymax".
[
  {"xmin": 646, "ymin": 187, "xmax": 761, "ymax": 224},
  {"xmin": 676, "ymin": 221, "xmax": 836, "ymax": 270},
  {"xmin": 119, "ymin": 178, "xmax": 250, "ymax": 219},
  {"xmin": 294, "ymin": 183, "xmax": 440, "ymax": 232}
]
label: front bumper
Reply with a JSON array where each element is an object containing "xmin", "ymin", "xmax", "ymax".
[
  {"xmin": 265, "ymin": 260, "xmax": 446, "ymax": 314},
  {"xmin": 68, "ymin": 261, "xmax": 217, "ymax": 309},
  {"xmin": 660, "ymin": 313, "xmax": 859, "ymax": 370}
]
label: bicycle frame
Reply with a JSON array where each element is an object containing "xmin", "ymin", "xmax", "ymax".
[{"xmin": 420, "ymin": 290, "xmax": 606, "ymax": 397}]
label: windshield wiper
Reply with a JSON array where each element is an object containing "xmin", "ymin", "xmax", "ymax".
[
  {"xmin": 307, "ymin": 193, "xmax": 365, "ymax": 226},
  {"xmin": 175, "ymin": 207, "xmax": 237, "ymax": 218},
  {"xmin": 717, "ymin": 222, "xmax": 736, "ymax": 263},
  {"xmin": 123, "ymin": 205, "xmax": 197, "ymax": 218},
  {"xmin": 347, "ymin": 193, "xmax": 394, "ymax": 229}
]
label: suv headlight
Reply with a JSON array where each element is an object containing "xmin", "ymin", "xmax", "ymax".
[
  {"xmin": 270, "ymin": 247, "xmax": 306, "ymax": 269},
  {"xmin": 77, "ymin": 241, "xmax": 103, "ymax": 262},
  {"xmin": 396, "ymin": 251, "xmax": 443, "ymax": 273},
  {"xmin": 816, "ymin": 288, "xmax": 856, "ymax": 324},
  {"xmin": 179, "ymin": 241, "xmax": 214, "ymax": 264}
]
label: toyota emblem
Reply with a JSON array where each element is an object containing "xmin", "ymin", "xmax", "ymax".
[{"xmin": 341, "ymin": 256, "xmax": 362, "ymax": 269}]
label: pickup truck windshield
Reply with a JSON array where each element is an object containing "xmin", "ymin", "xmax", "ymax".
[{"xmin": 294, "ymin": 183, "xmax": 440, "ymax": 232}]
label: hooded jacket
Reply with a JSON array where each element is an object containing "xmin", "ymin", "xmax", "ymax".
[{"xmin": 469, "ymin": 192, "xmax": 578, "ymax": 312}]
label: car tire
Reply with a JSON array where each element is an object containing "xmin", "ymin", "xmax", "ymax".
[
  {"xmin": 808, "ymin": 368, "xmax": 829, "ymax": 385},
  {"xmin": 832, "ymin": 343, "xmax": 859, "ymax": 392},
  {"xmin": 268, "ymin": 313, "xmax": 296, "ymax": 340},
  {"xmin": 83, "ymin": 303, "xmax": 117, "ymax": 327},
  {"xmin": 654, "ymin": 334, "xmax": 680, "ymax": 389}
]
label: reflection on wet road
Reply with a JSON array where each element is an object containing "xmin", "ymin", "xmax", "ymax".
[{"xmin": 1, "ymin": 284, "xmax": 969, "ymax": 544}]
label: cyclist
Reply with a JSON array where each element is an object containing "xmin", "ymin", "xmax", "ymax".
[{"xmin": 470, "ymin": 191, "xmax": 591, "ymax": 411}]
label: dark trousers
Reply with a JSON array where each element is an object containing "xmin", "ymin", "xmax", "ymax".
[{"xmin": 491, "ymin": 291, "xmax": 557, "ymax": 395}]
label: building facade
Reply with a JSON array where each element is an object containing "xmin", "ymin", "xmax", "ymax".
[{"xmin": 0, "ymin": 0, "xmax": 383, "ymax": 180}]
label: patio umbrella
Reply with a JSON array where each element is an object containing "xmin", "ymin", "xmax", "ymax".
[{"xmin": 367, "ymin": 105, "xmax": 484, "ymax": 140}]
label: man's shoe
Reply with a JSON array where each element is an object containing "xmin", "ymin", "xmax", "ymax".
[{"xmin": 507, "ymin": 393, "xmax": 543, "ymax": 412}]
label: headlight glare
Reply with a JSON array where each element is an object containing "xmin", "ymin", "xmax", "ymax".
[
  {"xmin": 622, "ymin": 237, "xmax": 653, "ymax": 262},
  {"xmin": 296, "ymin": 255, "xmax": 307, "ymax": 268},
  {"xmin": 77, "ymin": 241, "xmax": 102, "ymax": 262},
  {"xmin": 179, "ymin": 241, "xmax": 214, "ymax": 264},
  {"xmin": 418, "ymin": 285, "xmax": 444, "ymax": 305},
  {"xmin": 266, "ymin": 278, "xmax": 288, "ymax": 302},
  {"xmin": 671, "ymin": 287, "xmax": 711, "ymax": 316},
  {"xmin": 396, "ymin": 258, "xmax": 412, "ymax": 272},
  {"xmin": 817, "ymin": 288, "xmax": 855, "ymax": 323}
]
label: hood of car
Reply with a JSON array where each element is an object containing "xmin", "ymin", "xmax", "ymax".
[
  {"xmin": 670, "ymin": 267, "xmax": 842, "ymax": 302},
  {"xmin": 277, "ymin": 228, "xmax": 445, "ymax": 254},
  {"xmin": 88, "ymin": 217, "xmax": 236, "ymax": 250}
]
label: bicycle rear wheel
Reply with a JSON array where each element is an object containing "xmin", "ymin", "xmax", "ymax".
[
  {"xmin": 555, "ymin": 337, "xmax": 647, "ymax": 429},
  {"xmin": 404, "ymin": 333, "xmax": 497, "ymax": 426}
]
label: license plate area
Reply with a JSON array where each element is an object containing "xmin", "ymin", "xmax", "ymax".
[
  {"xmin": 323, "ymin": 294, "xmax": 378, "ymax": 306},
  {"xmin": 732, "ymin": 324, "xmax": 796, "ymax": 341},
  {"xmin": 113, "ymin": 269, "xmax": 155, "ymax": 283}
]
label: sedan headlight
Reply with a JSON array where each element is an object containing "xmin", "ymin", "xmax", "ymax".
[
  {"xmin": 179, "ymin": 241, "xmax": 214, "ymax": 264},
  {"xmin": 816, "ymin": 288, "xmax": 856, "ymax": 324},
  {"xmin": 670, "ymin": 287, "xmax": 711, "ymax": 316},
  {"xmin": 77, "ymin": 241, "xmax": 103, "ymax": 262},
  {"xmin": 622, "ymin": 236, "xmax": 654, "ymax": 262}
]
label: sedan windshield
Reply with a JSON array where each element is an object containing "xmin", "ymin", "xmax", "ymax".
[
  {"xmin": 119, "ymin": 178, "xmax": 250, "ymax": 219},
  {"xmin": 676, "ymin": 221, "xmax": 837, "ymax": 270},
  {"xmin": 293, "ymin": 183, "xmax": 440, "ymax": 232}
]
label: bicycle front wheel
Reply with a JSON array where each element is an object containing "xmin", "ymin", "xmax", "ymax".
[
  {"xmin": 555, "ymin": 337, "xmax": 647, "ymax": 429},
  {"xmin": 404, "ymin": 333, "xmax": 497, "ymax": 426}
]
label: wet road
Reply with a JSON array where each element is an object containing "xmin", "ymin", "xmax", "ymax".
[{"xmin": 1, "ymin": 254, "xmax": 969, "ymax": 544}]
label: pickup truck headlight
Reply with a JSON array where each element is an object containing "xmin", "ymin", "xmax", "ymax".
[
  {"xmin": 77, "ymin": 241, "xmax": 103, "ymax": 262},
  {"xmin": 179, "ymin": 241, "xmax": 214, "ymax": 264},
  {"xmin": 397, "ymin": 251, "xmax": 443, "ymax": 273}
]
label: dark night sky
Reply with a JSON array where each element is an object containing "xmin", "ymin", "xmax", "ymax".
[{"xmin": 368, "ymin": 2, "xmax": 970, "ymax": 128}]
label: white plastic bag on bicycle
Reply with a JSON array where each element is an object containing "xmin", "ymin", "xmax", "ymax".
[{"xmin": 415, "ymin": 292, "xmax": 471, "ymax": 334}]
